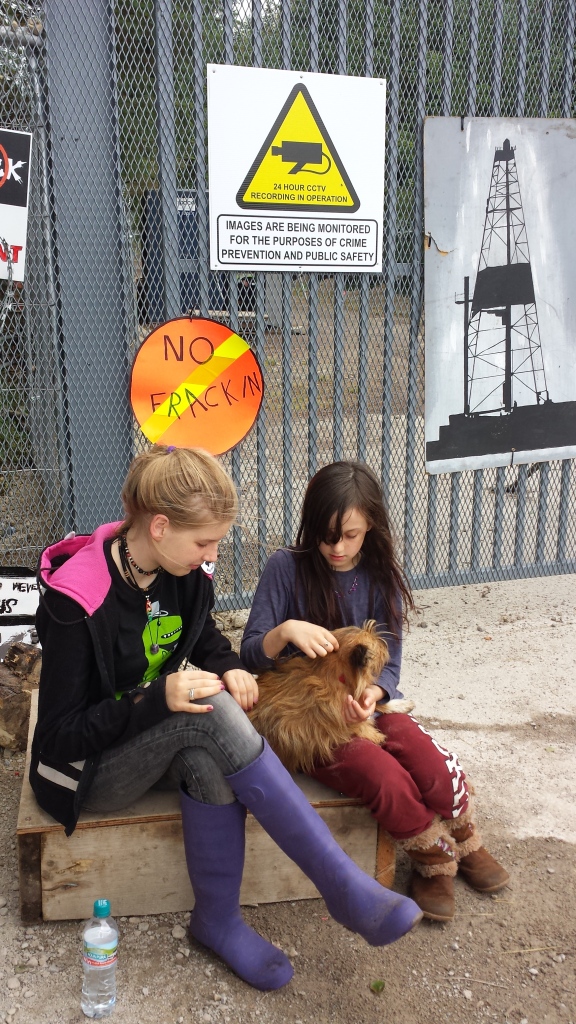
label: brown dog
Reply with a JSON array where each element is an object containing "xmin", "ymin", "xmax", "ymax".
[{"xmin": 248, "ymin": 620, "xmax": 414, "ymax": 774}]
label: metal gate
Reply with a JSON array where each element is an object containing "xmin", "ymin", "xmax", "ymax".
[{"xmin": 1, "ymin": 0, "xmax": 575, "ymax": 607}]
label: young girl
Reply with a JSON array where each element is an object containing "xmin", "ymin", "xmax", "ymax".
[
  {"xmin": 31, "ymin": 446, "xmax": 421, "ymax": 993},
  {"xmin": 241, "ymin": 460, "xmax": 509, "ymax": 921}
]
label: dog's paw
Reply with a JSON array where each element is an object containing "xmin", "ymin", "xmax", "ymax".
[{"xmin": 377, "ymin": 697, "xmax": 415, "ymax": 715}]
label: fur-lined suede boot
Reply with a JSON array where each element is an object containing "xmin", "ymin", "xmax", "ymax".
[
  {"xmin": 448, "ymin": 816, "xmax": 509, "ymax": 893},
  {"xmin": 398, "ymin": 819, "xmax": 458, "ymax": 922}
]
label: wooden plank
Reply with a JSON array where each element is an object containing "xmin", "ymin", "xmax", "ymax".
[
  {"xmin": 16, "ymin": 688, "xmax": 42, "ymax": 833},
  {"xmin": 242, "ymin": 805, "xmax": 377, "ymax": 905},
  {"xmin": 40, "ymin": 805, "xmax": 378, "ymax": 920},
  {"xmin": 289, "ymin": 772, "xmax": 365, "ymax": 807},
  {"xmin": 19, "ymin": 778, "xmax": 362, "ymax": 835},
  {"xmin": 18, "ymin": 833, "xmax": 42, "ymax": 923},
  {"xmin": 375, "ymin": 828, "xmax": 396, "ymax": 889},
  {"xmin": 41, "ymin": 819, "xmax": 190, "ymax": 920}
]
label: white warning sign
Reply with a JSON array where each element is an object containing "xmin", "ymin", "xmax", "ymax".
[
  {"xmin": 216, "ymin": 216, "xmax": 379, "ymax": 269},
  {"xmin": 208, "ymin": 66, "xmax": 386, "ymax": 273},
  {"xmin": 236, "ymin": 84, "xmax": 360, "ymax": 213}
]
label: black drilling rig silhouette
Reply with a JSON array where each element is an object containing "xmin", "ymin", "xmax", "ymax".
[{"xmin": 426, "ymin": 137, "xmax": 576, "ymax": 464}]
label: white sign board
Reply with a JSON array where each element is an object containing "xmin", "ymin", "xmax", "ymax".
[
  {"xmin": 0, "ymin": 574, "xmax": 40, "ymax": 617},
  {"xmin": 0, "ymin": 128, "xmax": 32, "ymax": 283},
  {"xmin": 0, "ymin": 572, "xmax": 40, "ymax": 657},
  {"xmin": 425, "ymin": 118, "xmax": 576, "ymax": 474},
  {"xmin": 208, "ymin": 66, "xmax": 386, "ymax": 273}
]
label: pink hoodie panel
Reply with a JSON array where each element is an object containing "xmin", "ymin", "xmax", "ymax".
[{"xmin": 39, "ymin": 522, "xmax": 123, "ymax": 616}]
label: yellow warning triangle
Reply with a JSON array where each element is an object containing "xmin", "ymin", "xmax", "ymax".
[{"xmin": 237, "ymin": 84, "xmax": 360, "ymax": 213}]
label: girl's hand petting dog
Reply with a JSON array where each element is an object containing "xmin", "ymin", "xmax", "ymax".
[
  {"xmin": 262, "ymin": 619, "xmax": 339, "ymax": 660},
  {"xmin": 343, "ymin": 684, "xmax": 385, "ymax": 724},
  {"xmin": 249, "ymin": 621, "xmax": 390, "ymax": 773}
]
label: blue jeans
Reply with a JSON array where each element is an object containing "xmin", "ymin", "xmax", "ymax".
[{"xmin": 82, "ymin": 691, "xmax": 263, "ymax": 811}]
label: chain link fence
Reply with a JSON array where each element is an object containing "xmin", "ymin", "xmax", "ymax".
[{"xmin": 1, "ymin": 0, "xmax": 575, "ymax": 605}]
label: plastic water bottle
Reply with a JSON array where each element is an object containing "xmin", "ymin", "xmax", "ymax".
[{"xmin": 81, "ymin": 898, "xmax": 118, "ymax": 1018}]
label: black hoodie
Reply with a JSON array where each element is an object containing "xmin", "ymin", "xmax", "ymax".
[{"xmin": 31, "ymin": 522, "xmax": 243, "ymax": 834}]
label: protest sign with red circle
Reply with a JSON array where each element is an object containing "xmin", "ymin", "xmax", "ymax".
[
  {"xmin": 130, "ymin": 317, "xmax": 264, "ymax": 455},
  {"xmin": 0, "ymin": 127, "xmax": 32, "ymax": 283}
]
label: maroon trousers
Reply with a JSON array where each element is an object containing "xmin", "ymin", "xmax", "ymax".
[{"xmin": 309, "ymin": 713, "xmax": 469, "ymax": 840}]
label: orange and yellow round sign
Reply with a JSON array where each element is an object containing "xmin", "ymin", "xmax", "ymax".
[{"xmin": 130, "ymin": 317, "xmax": 264, "ymax": 455}]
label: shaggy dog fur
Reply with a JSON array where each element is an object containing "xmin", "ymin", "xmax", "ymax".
[{"xmin": 248, "ymin": 620, "xmax": 414, "ymax": 774}]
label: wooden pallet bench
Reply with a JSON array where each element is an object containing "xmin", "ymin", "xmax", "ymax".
[{"xmin": 17, "ymin": 692, "xmax": 396, "ymax": 922}]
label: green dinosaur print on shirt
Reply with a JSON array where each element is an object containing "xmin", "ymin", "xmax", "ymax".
[{"xmin": 142, "ymin": 609, "xmax": 183, "ymax": 682}]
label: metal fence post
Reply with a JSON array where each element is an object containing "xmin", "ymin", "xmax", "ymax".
[
  {"xmin": 43, "ymin": 0, "xmax": 133, "ymax": 531},
  {"xmin": 154, "ymin": 0, "xmax": 180, "ymax": 322}
]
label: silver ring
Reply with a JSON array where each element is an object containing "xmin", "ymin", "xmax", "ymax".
[
  {"xmin": 188, "ymin": 688, "xmax": 195, "ymax": 701},
  {"xmin": 323, "ymin": 639, "xmax": 330, "ymax": 647}
]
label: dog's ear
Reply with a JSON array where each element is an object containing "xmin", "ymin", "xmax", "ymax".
[{"xmin": 349, "ymin": 643, "xmax": 369, "ymax": 670}]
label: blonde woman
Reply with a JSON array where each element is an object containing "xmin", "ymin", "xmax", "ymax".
[{"xmin": 32, "ymin": 446, "xmax": 421, "ymax": 992}]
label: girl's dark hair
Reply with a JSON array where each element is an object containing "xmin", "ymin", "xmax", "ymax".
[{"xmin": 293, "ymin": 461, "xmax": 414, "ymax": 633}]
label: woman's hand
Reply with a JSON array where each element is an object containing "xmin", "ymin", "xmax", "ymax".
[
  {"xmin": 222, "ymin": 669, "xmax": 259, "ymax": 711},
  {"xmin": 284, "ymin": 620, "xmax": 340, "ymax": 659},
  {"xmin": 165, "ymin": 669, "xmax": 224, "ymax": 713},
  {"xmin": 263, "ymin": 619, "xmax": 339, "ymax": 660},
  {"xmin": 342, "ymin": 684, "xmax": 384, "ymax": 724}
]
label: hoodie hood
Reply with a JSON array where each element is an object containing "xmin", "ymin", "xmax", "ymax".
[{"xmin": 38, "ymin": 522, "xmax": 123, "ymax": 617}]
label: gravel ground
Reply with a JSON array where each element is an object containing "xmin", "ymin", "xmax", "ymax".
[{"xmin": 0, "ymin": 574, "xmax": 575, "ymax": 1024}]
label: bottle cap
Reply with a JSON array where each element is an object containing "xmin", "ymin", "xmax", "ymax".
[{"xmin": 93, "ymin": 898, "xmax": 111, "ymax": 918}]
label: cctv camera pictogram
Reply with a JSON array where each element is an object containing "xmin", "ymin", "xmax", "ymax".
[{"xmin": 271, "ymin": 140, "xmax": 332, "ymax": 175}]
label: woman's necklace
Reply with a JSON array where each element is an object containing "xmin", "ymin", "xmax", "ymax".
[
  {"xmin": 117, "ymin": 537, "xmax": 162, "ymax": 653},
  {"xmin": 120, "ymin": 533, "xmax": 161, "ymax": 577},
  {"xmin": 334, "ymin": 573, "xmax": 359, "ymax": 598},
  {"xmin": 333, "ymin": 552, "xmax": 362, "ymax": 598}
]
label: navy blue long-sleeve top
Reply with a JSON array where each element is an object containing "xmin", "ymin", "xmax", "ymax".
[{"xmin": 241, "ymin": 548, "xmax": 404, "ymax": 701}]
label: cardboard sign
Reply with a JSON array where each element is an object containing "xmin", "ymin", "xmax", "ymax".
[
  {"xmin": 0, "ymin": 128, "xmax": 32, "ymax": 282},
  {"xmin": 0, "ymin": 574, "xmax": 39, "ymax": 618},
  {"xmin": 130, "ymin": 317, "xmax": 264, "ymax": 454},
  {"xmin": 0, "ymin": 570, "xmax": 40, "ymax": 658},
  {"xmin": 208, "ymin": 66, "xmax": 386, "ymax": 273}
]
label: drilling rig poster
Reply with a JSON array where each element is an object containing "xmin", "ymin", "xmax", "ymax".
[
  {"xmin": 207, "ymin": 65, "xmax": 386, "ymax": 272},
  {"xmin": 424, "ymin": 118, "xmax": 576, "ymax": 475}
]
